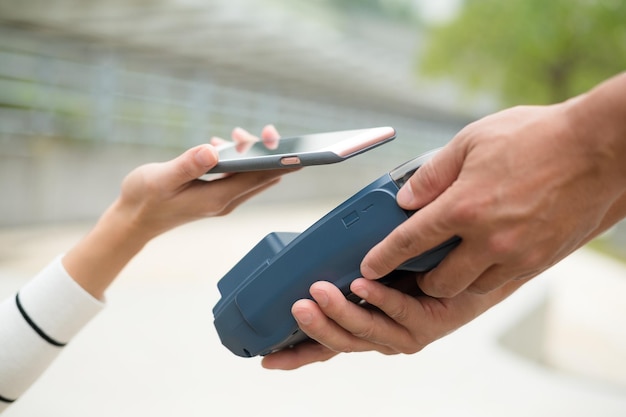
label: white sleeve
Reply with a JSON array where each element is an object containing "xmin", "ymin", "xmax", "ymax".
[{"xmin": 0, "ymin": 256, "xmax": 104, "ymax": 412}]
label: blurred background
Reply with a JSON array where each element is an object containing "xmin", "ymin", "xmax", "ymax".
[{"xmin": 1, "ymin": 1, "xmax": 626, "ymax": 416}]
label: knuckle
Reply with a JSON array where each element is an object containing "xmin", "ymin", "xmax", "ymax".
[
  {"xmin": 198, "ymin": 191, "xmax": 233, "ymax": 216},
  {"xmin": 401, "ymin": 336, "xmax": 426, "ymax": 355},
  {"xmin": 518, "ymin": 247, "xmax": 546, "ymax": 271},
  {"xmin": 379, "ymin": 346, "xmax": 401, "ymax": 356},
  {"xmin": 467, "ymin": 281, "xmax": 491, "ymax": 295},
  {"xmin": 213, "ymin": 204, "xmax": 235, "ymax": 217},
  {"xmin": 486, "ymin": 232, "xmax": 517, "ymax": 259},
  {"xmin": 139, "ymin": 169, "xmax": 164, "ymax": 195},
  {"xmin": 350, "ymin": 309, "xmax": 378, "ymax": 340},
  {"xmin": 364, "ymin": 249, "xmax": 395, "ymax": 277},
  {"xmin": 387, "ymin": 298, "xmax": 411, "ymax": 323},
  {"xmin": 448, "ymin": 193, "xmax": 497, "ymax": 228},
  {"xmin": 421, "ymin": 276, "xmax": 459, "ymax": 298},
  {"xmin": 352, "ymin": 325, "xmax": 376, "ymax": 341},
  {"xmin": 400, "ymin": 345, "xmax": 423, "ymax": 355},
  {"xmin": 336, "ymin": 342, "xmax": 356, "ymax": 354},
  {"xmin": 392, "ymin": 225, "xmax": 421, "ymax": 257},
  {"xmin": 412, "ymin": 163, "xmax": 439, "ymax": 195},
  {"xmin": 178, "ymin": 162, "xmax": 197, "ymax": 182},
  {"xmin": 201, "ymin": 202, "xmax": 226, "ymax": 217},
  {"xmin": 448, "ymin": 198, "xmax": 481, "ymax": 226}
]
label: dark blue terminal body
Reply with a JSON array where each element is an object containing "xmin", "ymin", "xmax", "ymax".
[{"xmin": 212, "ymin": 150, "xmax": 460, "ymax": 357}]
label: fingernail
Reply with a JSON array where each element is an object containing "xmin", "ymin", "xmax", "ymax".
[
  {"xmin": 293, "ymin": 309, "xmax": 313, "ymax": 326},
  {"xmin": 396, "ymin": 182, "xmax": 414, "ymax": 207},
  {"xmin": 264, "ymin": 138, "xmax": 279, "ymax": 150},
  {"xmin": 352, "ymin": 282, "xmax": 369, "ymax": 300},
  {"xmin": 311, "ymin": 288, "xmax": 329, "ymax": 308},
  {"xmin": 360, "ymin": 262, "xmax": 376, "ymax": 279},
  {"xmin": 195, "ymin": 146, "xmax": 217, "ymax": 167}
]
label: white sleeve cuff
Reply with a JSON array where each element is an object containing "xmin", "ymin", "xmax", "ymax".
[
  {"xmin": 17, "ymin": 255, "xmax": 105, "ymax": 345},
  {"xmin": 0, "ymin": 255, "xmax": 105, "ymax": 403}
]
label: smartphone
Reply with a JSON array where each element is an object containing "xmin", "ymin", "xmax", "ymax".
[{"xmin": 207, "ymin": 126, "xmax": 396, "ymax": 173}]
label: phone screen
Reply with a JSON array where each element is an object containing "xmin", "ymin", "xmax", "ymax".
[{"xmin": 208, "ymin": 126, "xmax": 396, "ymax": 174}]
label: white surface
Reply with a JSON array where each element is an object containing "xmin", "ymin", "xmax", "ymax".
[
  {"xmin": 543, "ymin": 250, "xmax": 626, "ymax": 387},
  {"xmin": 1, "ymin": 203, "xmax": 625, "ymax": 416}
]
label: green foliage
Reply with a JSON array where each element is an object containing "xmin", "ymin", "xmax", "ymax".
[{"xmin": 419, "ymin": 0, "xmax": 626, "ymax": 106}]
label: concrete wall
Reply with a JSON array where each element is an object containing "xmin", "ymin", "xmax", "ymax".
[{"xmin": 0, "ymin": 136, "xmax": 175, "ymax": 226}]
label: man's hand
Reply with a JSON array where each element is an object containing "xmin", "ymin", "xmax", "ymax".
[
  {"xmin": 361, "ymin": 101, "xmax": 626, "ymax": 298},
  {"xmin": 262, "ymin": 275, "xmax": 526, "ymax": 370},
  {"xmin": 264, "ymin": 72, "xmax": 626, "ymax": 370}
]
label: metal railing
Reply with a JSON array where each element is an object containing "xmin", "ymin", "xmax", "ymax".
[{"xmin": 0, "ymin": 40, "xmax": 461, "ymax": 154}]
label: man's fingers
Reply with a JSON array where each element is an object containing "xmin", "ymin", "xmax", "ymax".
[
  {"xmin": 464, "ymin": 264, "xmax": 544, "ymax": 295},
  {"xmin": 261, "ymin": 340, "xmax": 338, "ymax": 370},
  {"xmin": 396, "ymin": 144, "xmax": 464, "ymax": 210},
  {"xmin": 416, "ymin": 240, "xmax": 491, "ymax": 298},
  {"xmin": 360, "ymin": 143, "xmax": 467, "ymax": 279},
  {"xmin": 307, "ymin": 282, "xmax": 404, "ymax": 348},
  {"xmin": 360, "ymin": 198, "xmax": 456, "ymax": 279},
  {"xmin": 291, "ymin": 295, "xmax": 392, "ymax": 355},
  {"xmin": 291, "ymin": 298, "xmax": 353, "ymax": 350},
  {"xmin": 347, "ymin": 279, "xmax": 430, "ymax": 353}
]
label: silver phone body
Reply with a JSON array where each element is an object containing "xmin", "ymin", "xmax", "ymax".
[{"xmin": 207, "ymin": 126, "xmax": 396, "ymax": 173}]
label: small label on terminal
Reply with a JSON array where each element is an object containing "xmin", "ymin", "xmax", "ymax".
[
  {"xmin": 280, "ymin": 156, "xmax": 301, "ymax": 166},
  {"xmin": 342, "ymin": 211, "xmax": 360, "ymax": 228}
]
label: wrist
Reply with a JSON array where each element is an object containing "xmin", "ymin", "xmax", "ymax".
[
  {"xmin": 563, "ymin": 73, "xmax": 626, "ymax": 185},
  {"xmin": 105, "ymin": 197, "xmax": 161, "ymax": 245},
  {"xmin": 63, "ymin": 199, "xmax": 151, "ymax": 299}
]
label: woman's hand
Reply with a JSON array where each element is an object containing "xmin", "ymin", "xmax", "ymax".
[
  {"xmin": 63, "ymin": 125, "xmax": 285, "ymax": 299},
  {"xmin": 118, "ymin": 125, "xmax": 284, "ymax": 240}
]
